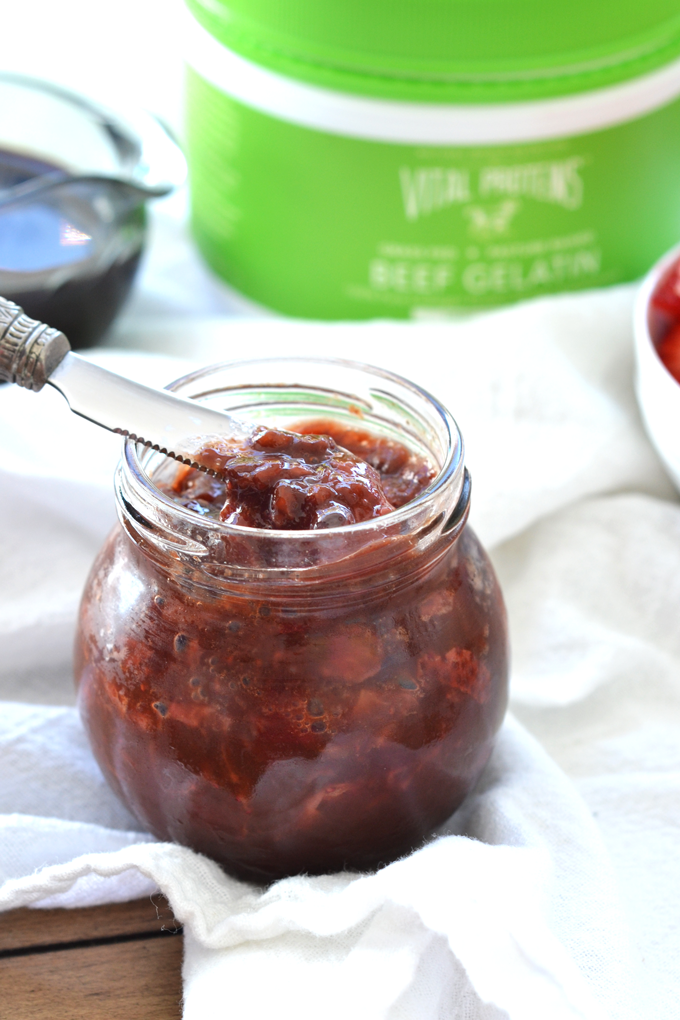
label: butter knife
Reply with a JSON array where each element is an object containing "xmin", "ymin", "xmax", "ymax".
[{"xmin": 0, "ymin": 297, "xmax": 249, "ymax": 473}]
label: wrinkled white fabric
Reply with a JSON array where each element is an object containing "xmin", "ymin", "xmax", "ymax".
[
  {"xmin": 1, "ymin": 278, "xmax": 679, "ymax": 1019},
  {"xmin": 0, "ymin": 718, "xmax": 625, "ymax": 1020}
]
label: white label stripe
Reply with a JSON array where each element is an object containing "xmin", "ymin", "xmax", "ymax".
[{"xmin": 184, "ymin": 12, "xmax": 680, "ymax": 145}]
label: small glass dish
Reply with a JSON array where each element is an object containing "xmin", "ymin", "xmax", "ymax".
[{"xmin": 0, "ymin": 73, "xmax": 186, "ymax": 348}]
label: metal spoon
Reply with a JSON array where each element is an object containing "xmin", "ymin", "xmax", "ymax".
[
  {"xmin": 0, "ymin": 297, "xmax": 251, "ymax": 474},
  {"xmin": 0, "ymin": 172, "xmax": 168, "ymax": 211}
]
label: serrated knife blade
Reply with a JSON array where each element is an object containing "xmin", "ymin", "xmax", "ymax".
[{"xmin": 49, "ymin": 352, "xmax": 249, "ymax": 472}]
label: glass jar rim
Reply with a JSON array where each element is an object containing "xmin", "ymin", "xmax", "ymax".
[
  {"xmin": 125, "ymin": 354, "xmax": 464, "ymax": 532},
  {"xmin": 117, "ymin": 357, "xmax": 468, "ymax": 584}
]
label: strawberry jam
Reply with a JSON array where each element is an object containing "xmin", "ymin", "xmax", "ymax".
[{"xmin": 162, "ymin": 424, "xmax": 400, "ymax": 529}]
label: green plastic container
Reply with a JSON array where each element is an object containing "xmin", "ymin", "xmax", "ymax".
[{"xmin": 184, "ymin": 0, "xmax": 680, "ymax": 317}]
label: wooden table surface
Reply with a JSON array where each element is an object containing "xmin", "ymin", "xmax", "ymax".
[{"xmin": 0, "ymin": 897, "xmax": 183, "ymax": 1019}]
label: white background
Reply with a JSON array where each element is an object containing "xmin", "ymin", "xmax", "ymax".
[{"xmin": 2, "ymin": 0, "xmax": 186, "ymax": 134}]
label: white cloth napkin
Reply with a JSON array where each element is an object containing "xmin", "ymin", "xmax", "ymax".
[{"xmin": 1, "ymin": 284, "xmax": 679, "ymax": 1019}]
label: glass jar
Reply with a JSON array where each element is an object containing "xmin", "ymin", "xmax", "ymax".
[{"xmin": 75, "ymin": 358, "xmax": 509, "ymax": 882}]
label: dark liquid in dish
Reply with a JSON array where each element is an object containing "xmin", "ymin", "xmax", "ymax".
[{"xmin": 0, "ymin": 148, "xmax": 143, "ymax": 349}]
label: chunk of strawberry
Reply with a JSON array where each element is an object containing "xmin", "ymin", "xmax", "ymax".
[
  {"xmin": 657, "ymin": 322, "xmax": 680, "ymax": 383},
  {"xmin": 651, "ymin": 261, "xmax": 680, "ymax": 317}
]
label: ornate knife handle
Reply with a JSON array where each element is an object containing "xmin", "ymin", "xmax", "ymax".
[{"xmin": 0, "ymin": 297, "xmax": 71, "ymax": 392}]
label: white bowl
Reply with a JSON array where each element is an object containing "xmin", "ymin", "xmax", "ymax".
[{"xmin": 634, "ymin": 241, "xmax": 680, "ymax": 493}]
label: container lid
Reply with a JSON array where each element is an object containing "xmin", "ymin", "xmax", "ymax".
[{"xmin": 186, "ymin": 0, "xmax": 680, "ymax": 102}]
